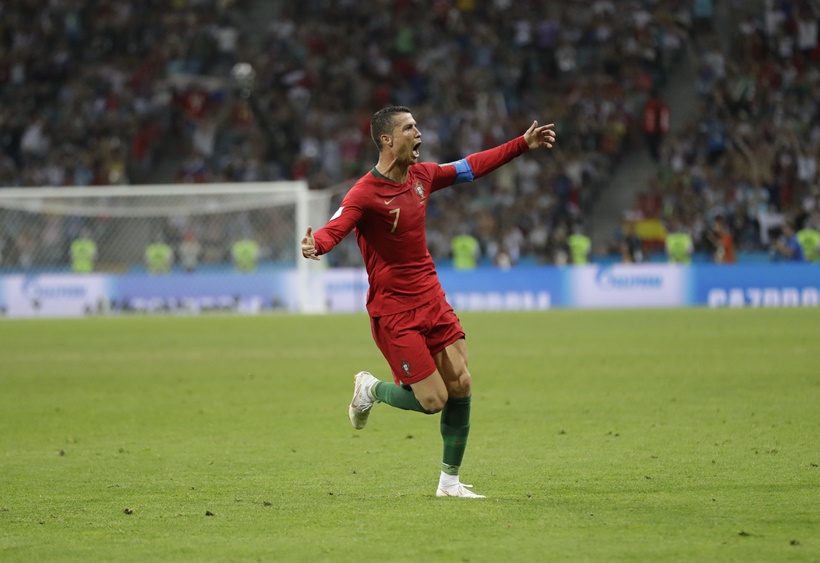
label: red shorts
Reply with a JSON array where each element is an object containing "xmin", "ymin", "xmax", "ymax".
[{"xmin": 370, "ymin": 295, "xmax": 465, "ymax": 386}]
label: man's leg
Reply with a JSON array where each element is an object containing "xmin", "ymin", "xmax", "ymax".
[
  {"xmin": 363, "ymin": 312, "xmax": 445, "ymax": 415},
  {"xmin": 354, "ymin": 307, "xmax": 482, "ymax": 497},
  {"xmin": 349, "ymin": 364, "xmax": 445, "ymax": 429},
  {"xmin": 433, "ymin": 339, "xmax": 484, "ymax": 498},
  {"xmin": 371, "ymin": 375, "xmax": 444, "ymax": 413},
  {"xmin": 351, "ymin": 342, "xmax": 483, "ymax": 497},
  {"xmin": 434, "ymin": 339, "xmax": 472, "ymax": 475}
]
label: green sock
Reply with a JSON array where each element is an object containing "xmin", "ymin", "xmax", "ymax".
[
  {"xmin": 440, "ymin": 395, "xmax": 471, "ymax": 472},
  {"xmin": 372, "ymin": 382, "xmax": 428, "ymax": 413}
]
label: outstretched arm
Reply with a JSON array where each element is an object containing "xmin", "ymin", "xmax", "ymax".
[
  {"xmin": 434, "ymin": 121, "xmax": 557, "ymax": 190},
  {"xmin": 301, "ymin": 192, "xmax": 365, "ymax": 260},
  {"xmin": 457, "ymin": 121, "xmax": 557, "ymax": 182}
]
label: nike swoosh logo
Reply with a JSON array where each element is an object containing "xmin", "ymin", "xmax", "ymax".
[{"xmin": 384, "ymin": 197, "xmax": 396, "ymax": 205}]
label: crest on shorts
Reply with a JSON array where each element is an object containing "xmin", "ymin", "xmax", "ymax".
[{"xmin": 401, "ymin": 360, "xmax": 412, "ymax": 376}]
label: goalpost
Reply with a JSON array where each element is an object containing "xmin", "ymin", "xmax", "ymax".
[{"xmin": 0, "ymin": 182, "xmax": 332, "ymax": 315}]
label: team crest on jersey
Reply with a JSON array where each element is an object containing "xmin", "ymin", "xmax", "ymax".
[
  {"xmin": 414, "ymin": 181, "xmax": 426, "ymax": 203},
  {"xmin": 401, "ymin": 360, "xmax": 412, "ymax": 376}
]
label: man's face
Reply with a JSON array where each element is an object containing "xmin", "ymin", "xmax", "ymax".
[{"xmin": 387, "ymin": 112, "xmax": 422, "ymax": 164}]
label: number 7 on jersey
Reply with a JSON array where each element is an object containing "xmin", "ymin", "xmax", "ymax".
[{"xmin": 389, "ymin": 208, "xmax": 400, "ymax": 233}]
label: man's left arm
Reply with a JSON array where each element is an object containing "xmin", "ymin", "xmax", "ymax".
[{"xmin": 433, "ymin": 121, "xmax": 556, "ymax": 190}]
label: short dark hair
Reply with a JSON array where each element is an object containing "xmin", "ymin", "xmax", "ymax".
[{"xmin": 370, "ymin": 106, "xmax": 411, "ymax": 150}]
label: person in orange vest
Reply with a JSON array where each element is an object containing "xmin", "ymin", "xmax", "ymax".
[{"xmin": 642, "ymin": 89, "xmax": 669, "ymax": 163}]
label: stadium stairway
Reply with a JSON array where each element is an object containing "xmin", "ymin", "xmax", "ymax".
[
  {"xmin": 589, "ymin": 0, "xmax": 735, "ymax": 253},
  {"xmin": 588, "ymin": 51, "xmax": 699, "ymax": 252}
]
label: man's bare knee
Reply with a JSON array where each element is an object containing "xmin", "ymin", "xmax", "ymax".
[
  {"xmin": 446, "ymin": 370, "xmax": 472, "ymax": 398},
  {"xmin": 410, "ymin": 370, "xmax": 449, "ymax": 413},
  {"xmin": 419, "ymin": 391, "xmax": 448, "ymax": 414}
]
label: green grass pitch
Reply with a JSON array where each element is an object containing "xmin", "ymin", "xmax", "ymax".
[{"xmin": 1, "ymin": 308, "xmax": 818, "ymax": 562}]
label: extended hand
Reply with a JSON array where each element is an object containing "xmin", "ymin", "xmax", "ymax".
[
  {"xmin": 524, "ymin": 121, "xmax": 556, "ymax": 150},
  {"xmin": 301, "ymin": 226, "xmax": 320, "ymax": 260}
]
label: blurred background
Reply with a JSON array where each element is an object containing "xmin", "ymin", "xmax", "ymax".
[{"xmin": 0, "ymin": 0, "xmax": 818, "ymax": 277}]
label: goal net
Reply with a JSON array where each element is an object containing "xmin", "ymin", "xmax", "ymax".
[{"xmin": 0, "ymin": 182, "xmax": 331, "ymax": 315}]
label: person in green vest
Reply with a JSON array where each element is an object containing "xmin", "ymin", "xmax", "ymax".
[
  {"xmin": 451, "ymin": 232, "xmax": 479, "ymax": 270},
  {"xmin": 796, "ymin": 215, "xmax": 820, "ymax": 263},
  {"xmin": 70, "ymin": 229, "xmax": 97, "ymax": 273},
  {"xmin": 232, "ymin": 237, "xmax": 259, "ymax": 272},
  {"xmin": 567, "ymin": 223, "xmax": 591, "ymax": 265},
  {"xmin": 145, "ymin": 238, "xmax": 173, "ymax": 274},
  {"xmin": 665, "ymin": 219, "xmax": 693, "ymax": 264}
]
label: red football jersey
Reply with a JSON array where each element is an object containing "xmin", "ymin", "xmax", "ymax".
[{"xmin": 313, "ymin": 136, "xmax": 529, "ymax": 317}]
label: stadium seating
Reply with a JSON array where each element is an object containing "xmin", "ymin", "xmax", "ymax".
[
  {"xmin": 613, "ymin": 0, "xmax": 819, "ymax": 262},
  {"xmin": 7, "ymin": 1, "xmax": 773, "ymax": 269}
]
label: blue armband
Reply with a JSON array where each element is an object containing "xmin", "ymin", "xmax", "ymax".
[{"xmin": 442, "ymin": 158, "xmax": 474, "ymax": 184}]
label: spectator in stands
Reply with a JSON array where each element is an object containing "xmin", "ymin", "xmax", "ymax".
[
  {"xmin": 641, "ymin": 89, "xmax": 670, "ymax": 163},
  {"xmin": 692, "ymin": 0, "xmax": 715, "ymax": 44},
  {"xmin": 772, "ymin": 222, "xmax": 804, "ymax": 262},
  {"xmin": 707, "ymin": 216, "xmax": 736, "ymax": 264},
  {"xmin": 732, "ymin": 207, "xmax": 761, "ymax": 252},
  {"xmin": 494, "ymin": 244, "xmax": 514, "ymax": 270},
  {"xmin": 546, "ymin": 222, "xmax": 570, "ymax": 266},
  {"xmin": 619, "ymin": 221, "xmax": 644, "ymax": 263}
]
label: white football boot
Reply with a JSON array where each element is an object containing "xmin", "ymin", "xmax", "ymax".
[
  {"xmin": 348, "ymin": 371, "xmax": 379, "ymax": 430},
  {"xmin": 436, "ymin": 482, "xmax": 486, "ymax": 498}
]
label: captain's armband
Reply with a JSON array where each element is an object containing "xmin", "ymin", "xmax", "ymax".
[{"xmin": 440, "ymin": 159, "xmax": 474, "ymax": 184}]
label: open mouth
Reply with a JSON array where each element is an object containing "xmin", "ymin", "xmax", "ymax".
[{"xmin": 412, "ymin": 142, "xmax": 421, "ymax": 158}]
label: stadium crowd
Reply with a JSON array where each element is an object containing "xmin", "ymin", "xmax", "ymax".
[
  {"xmin": 12, "ymin": 0, "xmax": 800, "ymax": 270},
  {"xmin": 0, "ymin": 0, "xmax": 244, "ymax": 188},
  {"xmin": 614, "ymin": 0, "xmax": 820, "ymax": 263},
  {"xmin": 237, "ymin": 0, "xmax": 692, "ymax": 266},
  {"xmin": 0, "ymin": 0, "xmax": 246, "ymax": 267}
]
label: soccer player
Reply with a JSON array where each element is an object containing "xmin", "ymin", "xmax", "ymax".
[{"xmin": 301, "ymin": 106, "xmax": 556, "ymax": 498}]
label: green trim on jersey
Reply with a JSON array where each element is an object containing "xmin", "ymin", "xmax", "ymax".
[{"xmin": 370, "ymin": 167, "xmax": 396, "ymax": 182}]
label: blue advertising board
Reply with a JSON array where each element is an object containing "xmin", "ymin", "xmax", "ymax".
[
  {"xmin": 438, "ymin": 266, "xmax": 564, "ymax": 311},
  {"xmin": 113, "ymin": 272, "xmax": 298, "ymax": 313},
  {"xmin": 2, "ymin": 263, "xmax": 818, "ymax": 318},
  {"xmin": 691, "ymin": 263, "xmax": 820, "ymax": 307}
]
